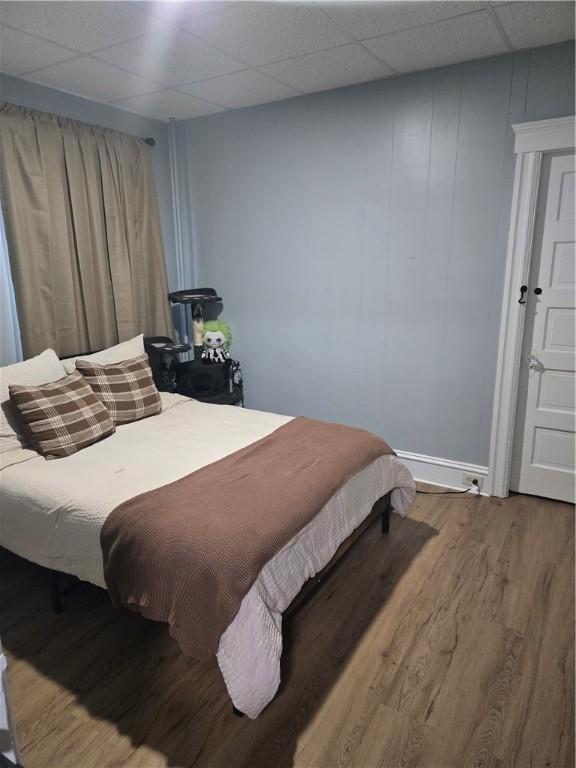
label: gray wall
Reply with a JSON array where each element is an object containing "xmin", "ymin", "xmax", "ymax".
[
  {"xmin": 0, "ymin": 73, "xmax": 179, "ymax": 291},
  {"xmin": 178, "ymin": 42, "xmax": 574, "ymax": 466}
]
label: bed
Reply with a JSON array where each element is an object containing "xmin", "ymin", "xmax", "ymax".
[{"xmin": 0, "ymin": 389, "xmax": 415, "ymax": 718}]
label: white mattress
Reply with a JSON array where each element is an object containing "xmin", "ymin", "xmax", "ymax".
[{"xmin": 0, "ymin": 394, "xmax": 415, "ymax": 717}]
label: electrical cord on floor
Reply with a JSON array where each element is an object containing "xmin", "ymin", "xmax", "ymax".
[
  {"xmin": 416, "ymin": 488, "xmax": 472, "ymax": 496},
  {"xmin": 416, "ymin": 477, "xmax": 480, "ymax": 496}
]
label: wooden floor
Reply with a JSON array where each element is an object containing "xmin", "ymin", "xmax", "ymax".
[{"xmin": 0, "ymin": 488, "xmax": 573, "ymax": 768}]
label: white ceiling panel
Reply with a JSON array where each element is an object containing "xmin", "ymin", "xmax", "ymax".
[
  {"xmin": 24, "ymin": 56, "xmax": 161, "ymax": 103},
  {"xmin": 136, "ymin": 1, "xmax": 238, "ymax": 23},
  {"xmin": 494, "ymin": 1, "xmax": 575, "ymax": 49},
  {"xmin": 183, "ymin": 2, "xmax": 350, "ymax": 65},
  {"xmin": 364, "ymin": 10, "xmax": 509, "ymax": 72},
  {"xmin": 261, "ymin": 43, "xmax": 393, "ymax": 93},
  {"xmin": 180, "ymin": 69, "xmax": 301, "ymax": 109},
  {"xmin": 94, "ymin": 27, "xmax": 244, "ymax": 86},
  {"xmin": 0, "ymin": 1, "xmax": 169, "ymax": 53},
  {"xmin": 113, "ymin": 88, "xmax": 223, "ymax": 120},
  {"xmin": 0, "ymin": 24, "xmax": 78, "ymax": 75},
  {"xmin": 0, "ymin": 1, "xmax": 573, "ymax": 121},
  {"xmin": 321, "ymin": 1, "xmax": 484, "ymax": 41}
]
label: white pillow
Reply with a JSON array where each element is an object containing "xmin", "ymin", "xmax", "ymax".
[
  {"xmin": 62, "ymin": 334, "xmax": 145, "ymax": 374},
  {"xmin": 1, "ymin": 349, "xmax": 67, "ymax": 453}
]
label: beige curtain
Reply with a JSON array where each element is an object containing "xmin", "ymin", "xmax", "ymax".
[{"xmin": 0, "ymin": 103, "xmax": 173, "ymax": 358}]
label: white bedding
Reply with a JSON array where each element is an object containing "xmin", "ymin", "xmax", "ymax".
[{"xmin": 0, "ymin": 394, "xmax": 415, "ymax": 717}]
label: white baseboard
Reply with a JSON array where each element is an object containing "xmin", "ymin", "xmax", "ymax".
[{"xmin": 395, "ymin": 450, "xmax": 491, "ymax": 496}]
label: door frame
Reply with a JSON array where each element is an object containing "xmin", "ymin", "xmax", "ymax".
[{"xmin": 488, "ymin": 115, "xmax": 575, "ymax": 498}]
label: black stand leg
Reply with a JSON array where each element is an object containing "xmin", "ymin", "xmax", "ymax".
[
  {"xmin": 49, "ymin": 570, "xmax": 62, "ymax": 614},
  {"xmin": 232, "ymin": 706, "xmax": 245, "ymax": 718},
  {"xmin": 381, "ymin": 503, "xmax": 391, "ymax": 535}
]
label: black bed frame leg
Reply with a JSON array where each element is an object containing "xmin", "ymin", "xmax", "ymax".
[
  {"xmin": 49, "ymin": 570, "xmax": 63, "ymax": 614},
  {"xmin": 381, "ymin": 503, "xmax": 391, "ymax": 535},
  {"xmin": 232, "ymin": 706, "xmax": 245, "ymax": 718}
]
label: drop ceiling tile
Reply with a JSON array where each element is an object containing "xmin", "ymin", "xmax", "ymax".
[
  {"xmin": 364, "ymin": 11, "xmax": 509, "ymax": 73},
  {"xmin": 321, "ymin": 1, "xmax": 484, "ymax": 41},
  {"xmin": 114, "ymin": 88, "xmax": 223, "ymax": 120},
  {"xmin": 182, "ymin": 2, "xmax": 351, "ymax": 66},
  {"xmin": 94, "ymin": 28, "xmax": 244, "ymax": 86},
  {"xmin": 0, "ymin": 1, "xmax": 169, "ymax": 53},
  {"xmin": 260, "ymin": 43, "xmax": 393, "ymax": 94},
  {"xmin": 180, "ymin": 69, "xmax": 300, "ymax": 109},
  {"xmin": 0, "ymin": 24, "xmax": 78, "ymax": 75},
  {"xmin": 494, "ymin": 1, "xmax": 575, "ymax": 49},
  {"xmin": 136, "ymin": 1, "xmax": 237, "ymax": 23},
  {"xmin": 24, "ymin": 57, "xmax": 161, "ymax": 103}
]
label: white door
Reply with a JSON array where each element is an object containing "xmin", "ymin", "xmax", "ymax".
[{"xmin": 511, "ymin": 151, "xmax": 575, "ymax": 504}]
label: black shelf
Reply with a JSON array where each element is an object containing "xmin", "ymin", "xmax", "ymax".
[
  {"xmin": 188, "ymin": 391, "xmax": 243, "ymax": 406},
  {"xmin": 175, "ymin": 359, "xmax": 243, "ymax": 406}
]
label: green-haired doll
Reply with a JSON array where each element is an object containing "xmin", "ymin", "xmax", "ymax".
[{"xmin": 200, "ymin": 320, "xmax": 233, "ymax": 364}]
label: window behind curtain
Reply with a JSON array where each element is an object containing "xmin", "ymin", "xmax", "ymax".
[{"xmin": 0, "ymin": 207, "xmax": 22, "ymax": 365}]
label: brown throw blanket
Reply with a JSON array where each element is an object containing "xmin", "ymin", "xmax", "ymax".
[{"xmin": 101, "ymin": 416, "xmax": 394, "ymax": 659}]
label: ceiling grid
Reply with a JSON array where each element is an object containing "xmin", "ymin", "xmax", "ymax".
[{"xmin": 0, "ymin": 1, "xmax": 573, "ymax": 120}]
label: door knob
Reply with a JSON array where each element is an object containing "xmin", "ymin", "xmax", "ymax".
[
  {"xmin": 534, "ymin": 287, "xmax": 542, "ymax": 295},
  {"xmin": 526, "ymin": 353, "xmax": 543, "ymax": 373}
]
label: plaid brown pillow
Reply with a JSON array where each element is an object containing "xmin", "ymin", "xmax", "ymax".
[
  {"xmin": 9, "ymin": 371, "xmax": 115, "ymax": 459},
  {"xmin": 75, "ymin": 354, "xmax": 162, "ymax": 425}
]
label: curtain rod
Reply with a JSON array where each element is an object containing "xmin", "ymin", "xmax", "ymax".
[{"xmin": 143, "ymin": 137, "xmax": 156, "ymax": 147}]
